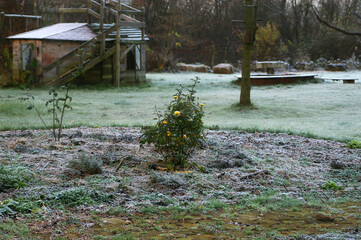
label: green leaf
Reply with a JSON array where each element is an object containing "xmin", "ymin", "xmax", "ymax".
[{"xmin": 26, "ymin": 104, "xmax": 34, "ymax": 110}]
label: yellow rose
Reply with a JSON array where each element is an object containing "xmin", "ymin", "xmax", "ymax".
[
  {"xmin": 162, "ymin": 120, "xmax": 167, "ymax": 124},
  {"xmin": 174, "ymin": 111, "xmax": 181, "ymax": 116}
]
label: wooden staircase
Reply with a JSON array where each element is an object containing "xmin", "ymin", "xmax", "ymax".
[{"xmin": 42, "ymin": 0, "xmax": 146, "ymax": 87}]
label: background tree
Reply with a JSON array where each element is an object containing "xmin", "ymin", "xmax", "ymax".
[{"xmin": 1, "ymin": 0, "xmax": 361, "ymax": 70}]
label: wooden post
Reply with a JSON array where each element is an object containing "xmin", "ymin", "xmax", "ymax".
[
  {"xmin": 9, "ymin": 17, "xmax": 12, "ymax": 35},
  {"xmin": 35, "ymin": 0, "xmax": 40, "ymax": 27},
  {"xmin": 33, "ymin": 0, "xmax": 38, "ymax": 16},
  {"xmin": 115, "ymin": 0, "xmax": 121, "ymax": 87},
  {"xmin": 100, "ymin": 0, "xmax": 105, "ymax": 55},
  {"xmin": 60, "ymin": 4, "xmax": 65, "ymax": 23},
  {"xmin": 56, "ymin": 62, "xmax": 60, "ymax": 85},
  {"xmin": 36, "ymin": 17, "xmax": 40, "ymax": 28},
  {"xmin": 105, "ymin": 2, "xmax": 109, "ymax": 24},
  {"xmin": 135, "ymin": 45, "xmax": 139, "ymax": 83},
  {"xmin": 139, "ymin": 44, "xmax": 142, "ymax": 71},
  {"xmin": 0, "ymin": 12, "xmax": 5, "ymax": 32},
  {"xmin": 87, "ymin": 0, "xmax": 91, "ymax": 23}
]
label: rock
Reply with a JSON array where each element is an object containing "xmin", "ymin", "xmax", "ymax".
[
  {"xmin": 213, "ymin": 63, "xmax": 234, "ymax": 74},
  {"xmin": 176, "ymin": 63, "xmax": 211, "ymax": 73},
  {"xmin": 325, "ymin": 64, "xmax": 347, "ymax": 71},
  {"xmin": 330, "ymin": 160, "xmax": 346, "ymax": 169}
]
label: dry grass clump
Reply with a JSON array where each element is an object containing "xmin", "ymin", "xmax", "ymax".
[{"xmin": 67, "ymin": 154, "xmax": 103, "ymax": 176}]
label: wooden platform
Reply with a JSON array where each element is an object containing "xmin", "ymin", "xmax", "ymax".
[
  {"xmin": 331, "ymin": 78, "xmax": 357, "ymax": 84},
  {"xmin": 237, "ymin": 73, "xmax": 317, "ymax": 86}
]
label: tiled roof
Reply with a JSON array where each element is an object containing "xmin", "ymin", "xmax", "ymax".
[{"xmin": 7, "ymin": 23, "xmax": 96, "ymax": 41}]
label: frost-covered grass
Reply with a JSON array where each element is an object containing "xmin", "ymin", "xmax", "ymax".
[{"xmin": 1, "ymin": 72, "xmax": 361, "ymax": 142}]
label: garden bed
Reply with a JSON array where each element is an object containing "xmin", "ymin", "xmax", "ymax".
[{"xmin": 0, "ymin": 127, "xmax": 360, "ymax": 239}]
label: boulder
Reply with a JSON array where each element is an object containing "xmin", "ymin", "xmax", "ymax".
[
  {"xmin": 325, "ymin": 64, "xmax": 347, "ymax": 71},
  {"xmin": 213, "ymin": 63, "xmax": 234, "ymax": 74},
  {"xmin": 176, "ymin": 63, "xmax": 210, "ymax": 73}
]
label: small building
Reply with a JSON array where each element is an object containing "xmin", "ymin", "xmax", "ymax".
[
  {"xmin": 7, "ymin": 22, "xmax": 148, "ymax": 86},
  {"xmin": 8, "ymin": 23, "xmax": 95, "ymax": 83}
]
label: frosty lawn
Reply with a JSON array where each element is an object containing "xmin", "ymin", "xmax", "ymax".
[{"xmin": 0, "ymin": 72, "xmax": 360, "ymax": 142}]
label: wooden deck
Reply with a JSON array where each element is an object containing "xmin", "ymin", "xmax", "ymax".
[
  {"xmin": 327, "ymin": 78, "xmax": 358, "ymax": 84},
  {"xmin": 237, "ymin": 73, "xmax": 317, "ymax": 86}
]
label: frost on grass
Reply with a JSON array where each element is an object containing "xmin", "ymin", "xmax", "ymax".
[{"xmin": 0, "ymin": 127, "xmax": 360, "ymax": 238}]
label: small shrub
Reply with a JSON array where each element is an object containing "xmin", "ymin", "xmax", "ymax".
[
  {"xmin": 20, "ymin": 85, "xmax": 72, "ymax": 141},
  {"xmin": 51, "ymin": 187, "xmax": 112, "ymax": 207},
  {"xmin": 345, "ymin": 140, "xmax": 361, "ymax": 149},
  {"xmin": 321, "ymin": 180, "xmax": 342, "ymax": 191},
  {"xmin": 67, "ymin": 154, "xmax": 103, "ymax": 176},
  {"xmin": 1, "ymin": 198, "xmax": 43, "ymax": 214},
  {"xmin": 0, "ymin": 165, "xmax": 35, "ymax": 191},
  {"xmin": 141, "ymin": 78, "xmax": 205, "ymax": 169},
  {"xmin": 0, "ymin": 203, "xmax": 14, "ymax": 216}
]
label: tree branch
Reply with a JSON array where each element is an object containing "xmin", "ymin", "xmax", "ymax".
[{"xmin": 313, "ymin": 9, "xmax": 361, "ymax": 36}]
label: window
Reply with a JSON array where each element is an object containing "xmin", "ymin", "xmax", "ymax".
[{"xmin": 21, "ymin": 43, "xmax": 33, "ymax": 71}]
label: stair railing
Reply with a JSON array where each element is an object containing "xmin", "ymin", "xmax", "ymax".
[
  {"xmin": 45, "ymin": 0, "xmax": 145, "ymax": 86},
  {"xmin": 42, "ymin": 24, "xmax": 117, "ymax": 85}
]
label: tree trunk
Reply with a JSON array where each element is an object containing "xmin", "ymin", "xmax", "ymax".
[{"xmin": 240, "ymin": 0, "xmax": 258, "ymax": 107}]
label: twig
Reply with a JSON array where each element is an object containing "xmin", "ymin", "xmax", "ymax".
[
  {"xmin": 115, "ymin": 158, "xmax": 126, "ymax": 172},
  {"xmin": 32, "ymin": 105, "xmax": 51, "ymax": 134},
  {"xmin": 239, "ymin": 169, "xmax": 269, "ymax": 180}
]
